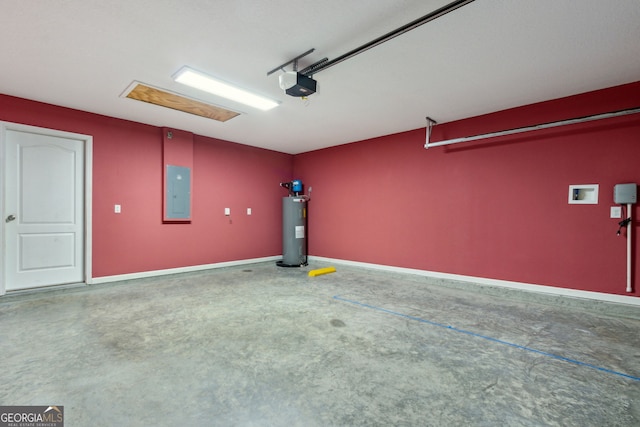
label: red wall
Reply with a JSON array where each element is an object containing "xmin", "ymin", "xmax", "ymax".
[
  {"xmin": 0, "ymin": 95, "xmax": 293, "ymax": 277},
  {"xmin": 3, "ymin": 81, "xmax": 639, "ymax": 297},
  {"xmin": 293, "ymin": 82, "xmax": 640, "ymax": 297}
]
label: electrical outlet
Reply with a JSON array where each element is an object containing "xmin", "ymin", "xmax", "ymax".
[
  {"xmin": 247, "ymin": 208, "xmax": 252, "ymax": 215},
  {"xmin": 224, "ymin": 208, "xmax": 230, "ymax": 216},
  {"xmin": 114, "ymin": 204, "xmax": 121, "ymax": 214},
  {"xmin": 610, "ymin": 206, "xmax": 622, "ymax": 218}
]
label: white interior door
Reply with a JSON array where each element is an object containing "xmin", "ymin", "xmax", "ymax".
[{"xmin": 3, "ymin": 128, "xmax": 85, "ymax": 291}]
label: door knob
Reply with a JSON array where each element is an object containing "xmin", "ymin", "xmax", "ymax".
[{"xmin": 5, "ymin": 214, "xmax": 15, "ymax": 223}]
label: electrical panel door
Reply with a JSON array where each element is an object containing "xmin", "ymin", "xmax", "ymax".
[{"xmin": 166, "ymin": 165, "xmax": 191, "ymax": 219}]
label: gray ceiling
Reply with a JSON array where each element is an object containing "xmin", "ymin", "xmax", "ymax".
[{"xmin": 2, "ymin": 0, "xmax": 639, "ymax": 154}]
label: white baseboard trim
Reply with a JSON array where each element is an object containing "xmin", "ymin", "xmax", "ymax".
[
  {"xmin": 90, "ymin": 256, "xmax": 281, "ymax": 285},
  {"xmin": 308, "ymin": 256, "xmax": 640, "ymax": 307}
]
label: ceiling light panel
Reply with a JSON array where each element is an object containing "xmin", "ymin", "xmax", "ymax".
[{"xmin": 174, "ymin": 67, "xmax": 280, "ymax": 111}]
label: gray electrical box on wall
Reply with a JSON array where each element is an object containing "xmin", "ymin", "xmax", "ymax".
[
  {"xmin": 614, "ymin": 183, "xmax": 637, "ymax": 204},
  {"xmin": 166, "ymin": 165, "xmax": 191, "ymax": 219}
]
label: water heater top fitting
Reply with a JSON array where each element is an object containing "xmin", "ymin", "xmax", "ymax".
[{"xmin": 280, "ymin": 179, "xmax": 303, "ymax": 196}]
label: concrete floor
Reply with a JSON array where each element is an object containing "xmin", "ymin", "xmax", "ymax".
[{"xmin": 1, "ymin": 262, "xmax": 639, "ymax": 426}]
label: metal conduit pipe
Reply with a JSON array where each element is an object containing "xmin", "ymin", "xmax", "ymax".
[
  {"xmin": 424, "ymin": 107, "xmax": 640, "ymax": 149},
  {"xmin": 627, "ymin": 203, "xmax": 633, "ymax": 293}
]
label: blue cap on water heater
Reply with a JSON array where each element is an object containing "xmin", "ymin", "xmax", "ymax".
[{"xmin": 292, "ymin": 179, "xmax": 303, "ymax": 193}]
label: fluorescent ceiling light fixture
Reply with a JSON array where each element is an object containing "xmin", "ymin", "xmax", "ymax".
[{"xmin": 173, "ymin": 66, "xmax": 279, "ymax": 111}]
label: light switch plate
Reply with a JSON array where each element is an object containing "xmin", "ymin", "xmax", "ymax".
[
  {"xmin": 247, "ymin": 208, "xmax": 252, "ymax": 215},
  {"xmin": 224, "ymin": 208, "xmax": 230, "ymax": 216},
  {"xmin": 114, "ymin": 204, "xmax": 121, "ymax": 213},
  {"xmin": 610, "ymin": 206, "xmax": 622, "ymax": 218}
]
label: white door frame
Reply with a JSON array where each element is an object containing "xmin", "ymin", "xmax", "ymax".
[{"xmin": 0, "ymin": 122, "xmax": 93, "ymax": 295}]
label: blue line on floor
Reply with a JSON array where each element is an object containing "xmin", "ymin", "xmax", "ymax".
[{"xmin": 333, "ymin": 295, "xmax": 640, "ymax": 382}]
